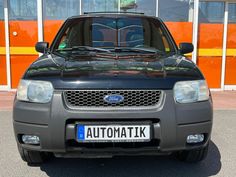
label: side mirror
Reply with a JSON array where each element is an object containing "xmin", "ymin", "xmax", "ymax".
[
  {"xmin": 179, "ymin": 43, "xmax": 194, "ymax": 54},
  {"xmin": 35, "ymin": 42, "xmax": 49, "ymax": 53}
]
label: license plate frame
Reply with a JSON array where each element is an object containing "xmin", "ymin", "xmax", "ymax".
[{"xmin": 76, "ymin": 121, "xmax": 152, "ymax": 143}]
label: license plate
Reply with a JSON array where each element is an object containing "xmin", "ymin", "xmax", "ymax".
[{"xmin": 77, "ymin": 124, "xmax": 150, "ymax": 142}]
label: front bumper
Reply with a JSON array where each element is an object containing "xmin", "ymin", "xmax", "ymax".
[{"xmin": 13, "ymin": 90, "xmax": 213, "ymax": 156}]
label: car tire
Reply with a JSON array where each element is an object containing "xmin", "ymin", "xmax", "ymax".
[
  {"xmin": 176, "ymin": 143, "xmax": 209, "ymax": 163},
  {"xmin": 17, "ymin": 145, "xmax": 52, "ymax": 164}
]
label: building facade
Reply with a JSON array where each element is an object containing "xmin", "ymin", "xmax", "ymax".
[{"xmin": 0, "ymin": 0, "xmax": 235, "ymax": 90}]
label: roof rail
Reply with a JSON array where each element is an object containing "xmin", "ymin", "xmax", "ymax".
[{"xmin": 84, "ymin": 11, "xmax": 145, "ymax": 15}]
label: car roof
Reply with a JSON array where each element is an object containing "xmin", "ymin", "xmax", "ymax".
[{"xmin": 68, "ymin": 12, "xmax": 160, "ymax": 20}]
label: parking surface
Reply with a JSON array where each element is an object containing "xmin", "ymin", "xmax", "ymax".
[{"xmin": 0, "ymin": 110, "xmax": 235, "ymax": 177}]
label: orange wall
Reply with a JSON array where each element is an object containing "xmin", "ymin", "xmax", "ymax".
[
  {"xmin": 0, "ymin": 55, "xmax": 7, "ymax": 85},
  {"xmin": 9, "ymin": 21, "xmax": 38, "ymax": 46},
  {"xmin": 165, "ymin": 22, "xmax": 193, "ymax": 45},
  {"xmin": 165, "ymin": 22, "xmax": 193, "ymax": 58},
  {"xmin": 0, "ymin": 20, "xmax": 7, "ymax": 85},
  {"xmin": 9, "ymin": 21, "xmax": 38, "ymax": 88},
  {"xmin": 198, "ymin": 57, "xmax": 222, "ymax": 88},
  {"xmin": 10, "ymin": 55, "xmax": 37, "ymax": 88},
  {"xmin": 0, "ymin": 21, "xmax": 5, "ymax": 46},
  {"xmin": 8, "ymin": 20, "xmax": 64, "ymax": 88},
  {"xmin": 197, "ymin": 24, "xmax": 224, "ymax": 88},
  {"xmin": 225, "ymin": 24, "xmax": 236, "ymax": 85},
  {"xmin": 225, "ymin": 57, "xmax": 236, "ymax": 85},
  {"xmin": 44, "ymin": 20, "xmax": 64, "ymax": 44},
  {"xmin": 226, "ymin": 24, "xmax": 236, "ymax": 48},
  {"xmin": 198, "ymin": 24, "xmax": 224, "ymax": 48}
]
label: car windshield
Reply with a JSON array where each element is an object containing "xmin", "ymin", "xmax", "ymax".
[{"xmin": 53, "ymin": 17, "xmax": 176, "ymax": 57}]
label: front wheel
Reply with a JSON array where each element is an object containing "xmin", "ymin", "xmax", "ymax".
[
  {"xmin": 176, "ymin": 143, "xmax": 209, "ymax": 163},
  {"xmin": 17, "ymin": 145, "xmax": 52, "ymax": 164}
]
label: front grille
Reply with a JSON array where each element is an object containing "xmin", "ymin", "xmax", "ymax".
[{"xmin": 63, "ymin": 90, "xmax": 162, "ymax": 109}]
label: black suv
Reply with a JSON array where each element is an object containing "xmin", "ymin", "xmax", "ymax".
[{"xmin": 13, "ymin": 13, "xmax": 213, "ymax": 164}]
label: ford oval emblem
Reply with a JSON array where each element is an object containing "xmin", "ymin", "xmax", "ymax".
[{"xmin": 104, "ymin": 94, "xmax": 124, "ymax": 104}]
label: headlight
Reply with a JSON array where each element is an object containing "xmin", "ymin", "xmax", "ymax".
[
  {"xmin": 17, "ymin": 80, "xmax": 53, "ymax": 103},
  {"xmin": 174, "ymin": 80, "xmax": 209, "ymax": 103}
]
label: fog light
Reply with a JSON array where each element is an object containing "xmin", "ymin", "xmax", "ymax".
[
  {"xmin": 22, "ymin": 135, "xmax": 40, "ymax": 145},
  {"xmin": 187, "ymin": 134, "xmax": 204, "ymax": 144}
]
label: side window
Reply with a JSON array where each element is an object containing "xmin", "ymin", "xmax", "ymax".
[
  {"xmin": 146, "ymin": 21, "xmax": 172, "ymax": 53},
  {"xmin": 57, "ymin": 20, "xmax": 91, "ymax": 49},
  {"xmin": 159, "ymin": 29, "xmax": 171, "ymax": 52},
  {"xmin": 58, "ymin": 28, "xmax": 70, "ymax": 49},
  {"xmin": 58, "ymin": 25, "xmax": 82, "ymax": 48}
]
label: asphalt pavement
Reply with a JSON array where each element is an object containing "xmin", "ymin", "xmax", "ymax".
[{"xmin": 0, "ymin": 110, "xmax": 235, "ymax": 177}]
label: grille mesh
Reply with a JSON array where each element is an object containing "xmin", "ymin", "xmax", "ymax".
[{"xmin": 64, "ymin": 90, "xmax": 162, "ymax": 109}]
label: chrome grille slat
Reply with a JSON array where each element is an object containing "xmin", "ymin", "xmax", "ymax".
[{"xmin": 63, "ymin": 90, "xmax": 162, "ymax": 109}]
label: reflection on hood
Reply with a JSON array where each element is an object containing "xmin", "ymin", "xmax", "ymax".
[{"xmin": 25, "ymin": 53, "xmax": 201, "ymax": 80}]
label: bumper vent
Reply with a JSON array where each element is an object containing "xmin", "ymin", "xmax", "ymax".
[{"xmin": 63, "ymin": 90, "xmax": 163, "ymax": 110}]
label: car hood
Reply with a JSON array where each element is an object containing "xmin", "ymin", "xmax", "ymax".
[{"xmin": 24, "ymin": 54, "xmax": 204, "ymax": 89}]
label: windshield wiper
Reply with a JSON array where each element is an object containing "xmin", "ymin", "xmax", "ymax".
[
  {"xmin": 112, "ymin": 47, "xmax": 165, "ymax": 55},
  {"xmin": 55, "ymin": 46, "xmax": 111, "ymax": 53},
  {"xmin": 54, "ymin": 46, "xmax": 168, "ymax": 61}
]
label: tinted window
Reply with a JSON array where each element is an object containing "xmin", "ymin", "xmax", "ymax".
[{"xmin": 56, "ymin": 17, "xmax": 175, "ymax": 54}]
